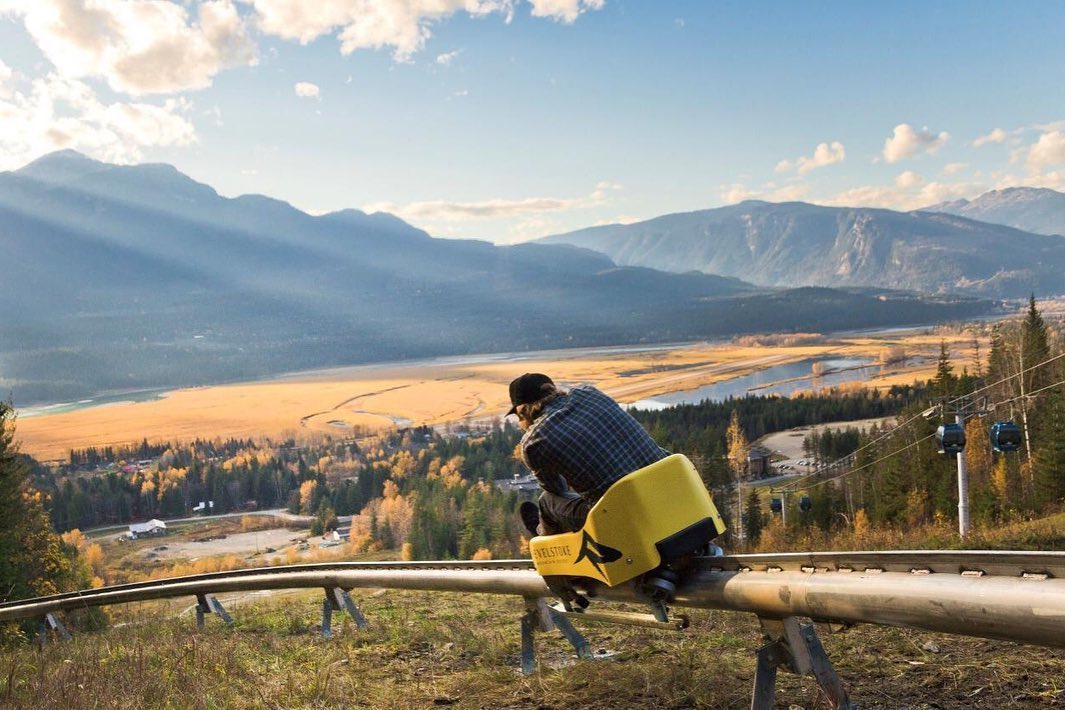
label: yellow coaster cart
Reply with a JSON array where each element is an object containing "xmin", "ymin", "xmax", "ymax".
[{"xmin": 529, "ymin": 454, "xmax": 726, "ymax": 619}]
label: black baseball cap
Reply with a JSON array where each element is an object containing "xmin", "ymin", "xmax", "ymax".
[{"xmin": 507, "ymin": 373, "xmax": 555, "ymax": 416}]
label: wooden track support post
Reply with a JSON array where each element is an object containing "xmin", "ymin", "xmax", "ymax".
[{"xmin": 752, "ymin": 616, "xmax": 851, "ymax": 710}]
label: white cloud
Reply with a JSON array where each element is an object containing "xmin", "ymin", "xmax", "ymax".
[
  {"xmin": 1026, "ymin": 130, "xmax": 1065, "ymax": 172},
  {"xmin": 365, "ymin": 182, "xmax": 619, "ymax": 221},
  {"xmin": 881, "ymin": 123, "xmax": 950, "ymax": 163},
  {"xmin": 1, "ymin": 0, "xmax": 257, "ymax": 95},
  {"xmin": 0, "ymin": 72, "xmax": 196, "ymax": 170},
  {"xmin": 942, "ymin": 162, "xmax": 968, "ymax": 175},
  {"xmin": 528, "ymin": 0, "xmax": 605, "ymax": 23},
  {"xmin": 993, "ymin": 170, "xmax": 1065, "ymax": 192},
  {"xmin": 775, "ymin": 141, "xmax": 845, "ymax": 174},
  {"xmin": 720, "ymin": 182, "xmax": 809, "ymax": 204},
  {"xmin": 820, "ymin": 179, "xmax": 981, "ymax": 211},
  {"xmin": 435, "ymin": 49, "xmax": 461, "ymax": 65},
  {"xmin": 247, "ymin": 0, "xmax": 516, "ymax": 61},
  {"xmin": 801, "ymin": 141, "xmax": 845, "ymax": 174},
  {"xmin": 973, "ymin": 127, "xmax": 1007, "ymax": 147},
  {"xmin": 247, "ymin": 1, "xmax": 603, "ymax": 61},
  {"xmin": 294, "ymin": 81, "xmax": 320, "ymax": 99},
  {"xmin": 0, "ymin": 59, "xmax": 12, "ymax": 98},
  {"xmin": 895, "ymin": 170, "xmax": 924, "ymax": 189}
]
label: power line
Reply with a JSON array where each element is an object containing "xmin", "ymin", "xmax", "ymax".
[
  {"xmin": 987, "ymin": 374, "xmax": 1065, "ymax": 412},
  {"xmin": 788, "ymin": 348, "xmax": 1065, "ymax": 493},
  {"xmin": 783, "ymin": 372, "xmax": 1065, "ymax": 495},
  {"xmin": 779, "ymin": 432, "xmax": 938, "ymax": 493},
  {"xmin": 946, "ymin": 351, "xmax": 1065, "ymax": 408}
]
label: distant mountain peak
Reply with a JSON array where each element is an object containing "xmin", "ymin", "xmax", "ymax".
[
  {"xmin": 924, "ymin": 186, "xmax": 1065, "ymax": 236},
  {"xmin": 14, "ymin": 149, "xmax": 110, "ymax": 184}
]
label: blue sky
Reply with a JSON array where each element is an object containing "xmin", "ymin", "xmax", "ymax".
[{"xmin": 1, "ymin": 1, "xmax": 1064, "ymax": 242}]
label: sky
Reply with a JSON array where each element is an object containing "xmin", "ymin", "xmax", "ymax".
[{"xmin": 1, "ymin": 0, "xmax": 1065, "ymax": 243}]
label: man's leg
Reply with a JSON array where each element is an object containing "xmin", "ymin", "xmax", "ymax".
[{"xmin": 537, "ymin": 490, "xmax": 590, "ymax": 535}]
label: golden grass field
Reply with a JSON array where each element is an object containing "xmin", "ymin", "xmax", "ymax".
[{"xmin": 14, "ymin": 328, "xmax": 983, "ymax": 461}]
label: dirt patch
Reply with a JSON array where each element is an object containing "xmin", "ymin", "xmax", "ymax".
[
  {"xmin": 760, "ymin": 416, "xmax": 897, "ymax": 461},
  {"xmin": 143, "ymin": 527, "xmax": 306, "ymax": 561}
]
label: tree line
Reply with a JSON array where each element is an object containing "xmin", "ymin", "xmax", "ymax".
[{"xmin": 742, "ymin": 297, "xmax": 1065, "ymax": 546}]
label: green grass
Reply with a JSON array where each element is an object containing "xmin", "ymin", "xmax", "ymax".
[{"xmin": 4, "ymin": 589, "xmax": 1065, "ymax": 709}]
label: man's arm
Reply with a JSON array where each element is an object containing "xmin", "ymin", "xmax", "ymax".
[{"xmin": 520, "ymin": 439, "xmax": 571, "ymax": 496}]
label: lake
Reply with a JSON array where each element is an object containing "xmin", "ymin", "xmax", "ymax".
[{"xmin": 629, "ymin": 357, "xmax": 877, "ymax": 409}]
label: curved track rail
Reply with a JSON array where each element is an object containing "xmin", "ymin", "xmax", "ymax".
[{"xmin": 2, "ymin": 551, "xmax": 1065, "ymax": 648}]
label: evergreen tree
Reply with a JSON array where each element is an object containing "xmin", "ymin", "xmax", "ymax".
[
  {"xmin": 0, "ymin": 402, "xmax": 75, "ymax": 617},
  {"xmin": 743, "ymin": 488, "xmax": 764, "ymax": 544},
  {"xmin": 1032, "ymin": 389, "xmax": 1065, "ymax": 507},
  {"xmin": 1022, "ymin": 294, "xmax": 1051, "ymax": 393},
  {"xmin": 930, "ymin": 341, "xmax": 957, "ymax": 397}
]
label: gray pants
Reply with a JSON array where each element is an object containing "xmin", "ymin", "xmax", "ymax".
[{"xmin": 537, "ymin": 490, "xmax": 591, "ymax": 535}]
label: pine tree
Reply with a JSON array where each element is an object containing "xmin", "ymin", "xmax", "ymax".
[
  {"xmin": 1032, "ymin": 389, "xmax": 1065, "ymax": 508},
  {"xmin": 743, "ymin": 488, "xmax": 764, "ymax": 544},
  {"xmin": 0, "ymin": 402, "xmax": 75, "ymax": 613},
  {"xmin": 930, "ymin": 341, "xmax": 956, "ymax": 397},
  {"xmin": 1022, "ymin": 294, "xmax": 1051, "ymax": 393}
]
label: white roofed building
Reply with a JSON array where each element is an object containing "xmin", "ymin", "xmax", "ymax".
[{"xmin": 127, "ymin": 519, "xmax": 167, "ymax": 538}]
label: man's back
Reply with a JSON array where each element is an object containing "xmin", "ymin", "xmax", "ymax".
[{"xmin": 520, "ymin": 384, "xmax": 669, "ymax": 502}]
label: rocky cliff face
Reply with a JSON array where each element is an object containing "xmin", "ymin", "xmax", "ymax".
[
  {"xmin": 539, "ymin": 200, "xmax": 1065, "ymax": 297},
  {"xmin": 925, "ymin": 187, "xmax": 1065, "ymax": 236}
]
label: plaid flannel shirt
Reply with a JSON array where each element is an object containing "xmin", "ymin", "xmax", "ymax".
[{"xmin": 519, "ymin": 384, "xmax": 669, "ymax": 502}]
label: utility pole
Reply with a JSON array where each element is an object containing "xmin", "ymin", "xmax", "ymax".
[{"xmin": 955, "ymin": 411, "xmax": 970, "ymax": 537}]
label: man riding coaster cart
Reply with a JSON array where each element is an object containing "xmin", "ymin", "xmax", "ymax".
[{"xmin": 508, "ymin": 374, "xmax": 726, "ymax": 620}]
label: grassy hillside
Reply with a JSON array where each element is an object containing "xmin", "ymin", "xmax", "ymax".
[{"xmin": 3, "ymin": 588, "xmax": 1064, "ymax": 709}]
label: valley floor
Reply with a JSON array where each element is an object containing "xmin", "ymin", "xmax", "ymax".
[{"xmin": 15, "ymin": 326, "xmax": 979, "ymax": 461}]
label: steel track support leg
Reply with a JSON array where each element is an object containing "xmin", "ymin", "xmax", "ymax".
[
  {"xmin": 195, "ymin": 594, "xmax": 234, "ymax": 629},
  {"xmin": 543, "ymin": 600, "xmax": 592, "ymax": 660},
  {"xmin": 751, "ymin": 616, "xmax": 851, "ymax": 710},
  {"xmin": 520, "ymin": 598, "xmax": 539, "ymax": 675},
  {"xmin": 322, "ymin": 595, "xmax": 333, "ymax": 639},
  {"xmin": 520, "ymin": 598, "xmax": 592, "ymax": 674},
  {"xmin": 321, "ymin": 587, "xmax": 368, "ymax": 638},
  {"xmin": 36, "ymin": 613, "xmax": 71, "ymax": 646}
]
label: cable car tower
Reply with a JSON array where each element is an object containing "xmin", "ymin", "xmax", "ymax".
[
  {"xmin": 931, "ymin": 396, "xmax": 1023, "ymax": 537},
  {"xmin": 930, "ymin": 398, "xmax": 977, "ymax": 537}
]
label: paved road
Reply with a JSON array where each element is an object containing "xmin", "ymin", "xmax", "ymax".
[{"xmin": 84, "ymin": 508, "xmax": 318, "ymax": 537}]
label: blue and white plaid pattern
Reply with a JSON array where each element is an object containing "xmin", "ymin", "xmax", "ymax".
[{"xmin": 520, "ymin": 385, "xmax": 669, "ymax": 502}]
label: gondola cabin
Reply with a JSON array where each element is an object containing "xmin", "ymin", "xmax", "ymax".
[
  {"xmin": 798, "ymin": 495, "xmax": 812, "ymax": 512},
  {"xmin": 990, "ymin": 420, "xmax": 1023, "ymax": 453},
  {"xmin": 936, "ymin": 423, "xmax": 966, "ymax": 454},
  {"xmin": 769, "ymin": 497, "xmax": 783, "ymax": 513}
]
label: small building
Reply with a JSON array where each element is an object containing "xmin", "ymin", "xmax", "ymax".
[
  {"xmin": 127, "ymin": 519, "xmax": 167, "ymax": 539},
  {"xmin": 319, "ymin": 530, "xmax": 343, "ymax": 548},
  {"xmin": 494, "ymin": 473, "xmax": 541, "ymax": 496},
  {"xmin": 748, "ymin": 447, "xmax": 772, "ymax": 479}
]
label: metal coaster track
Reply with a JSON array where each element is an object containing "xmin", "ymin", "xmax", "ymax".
[
  {"xmin": 4, "ymin": 550, "xmax": 1064, "ymax": 708},
  {"xmin": 1, "ymin": 550, "xmax": 1063, "ymax": 643}
]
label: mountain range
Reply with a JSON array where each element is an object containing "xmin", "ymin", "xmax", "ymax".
[
  {"xmin": 0, "ymin": 152, "xmax": 996, "ymax": 406},
  {"xmin": 539, "ymin": 195, "xmax": 1065, "ymax": 297},
  {"xmin": 925, "ymin": 187, "xmax": 1065, "ymax": 236}
]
